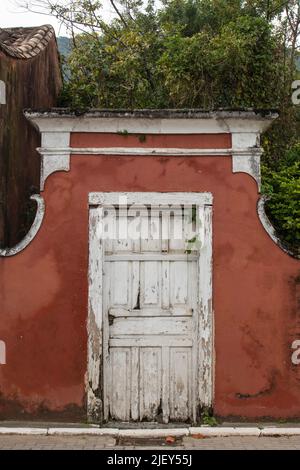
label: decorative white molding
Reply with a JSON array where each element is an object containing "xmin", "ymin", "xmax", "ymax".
[
  {"xmin": 40, "ymin": 146, "xmax": 264, "ymax": 157},
  {"xmin": 25, "ymin": 112, "xmax": 277, "ymax": 193},
  {"xmin": 41, "ymin": 132, "xmax": 70, "ymax": 148},
  {"xmin": 232, "ymin": 150, "xmax": 262, "ymax": 190},
  {"xmin": 89, "ymin": 191, "xmax": 213, "ymax": 206},
  {"xmin": 39, "ymin": 145, "xmax": 263, "ymax": 191},
  {"xmin": 231, "ymin": 130, "xmax": 263, "ymax": 190},
  {"xmin": 257, "ymin": 197, "xmax": 297, "ymax": 258},
  {"xmin": 38, "ymin": 132, "xmax": 71, "ymax": 190},
  {"xmin": 40, "ymin": 152, "xmax": 70, "ymax": 190},
  {"xmin": 0, "ymin": 195, "xmax": 45, "ymax": 257},
  {"xmin": 42, "ymin": 147, "xmax": 232, "ymax": 156},
  {"xmin": 231, "ymin": 131, "xmax": 260, "ymax": 149},
  {"xmin": 25, "ymin": 110, "xmax": 278, "ymax": 135}
]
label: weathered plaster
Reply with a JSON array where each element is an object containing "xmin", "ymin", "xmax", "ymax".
[
  {"xmin": 89, "ymin": 192, "xmax": 213, "ymax": 206},
  {"xmin": 38, "ymin": 145, "xmax": 263, "ymax": 191},
  {"xmin": 231, "ymin": 132, "xmax": 263, "ymax": 190},
  {"xmin": 0, "ymin": 153, "xmax": 299, "ymax": 420},
  {"xmin": 232, "ymin": 149, "xmax": 262, "ymax": 190},
  {"xmin": 67, "ymin": 147, "xmax": 232, "ymax": 156},
  {"xmin": 38, "ymin": 132, "xmax": 71, "ymax": 190},
  {"xmin": 40, "ymin": 152, "xmax": 70, "ymax": 190},
  {"xmin": 26, "ymin": 111, "xmax": 277, "ymax": 194},
  {"xmin": 25, "ymin": 109, "xmax": 278, "ymax": 134}
]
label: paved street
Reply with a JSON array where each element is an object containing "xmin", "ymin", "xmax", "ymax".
[{"xmin": 0, "ymin": 435, "xmax": 300, "ymax": 450}]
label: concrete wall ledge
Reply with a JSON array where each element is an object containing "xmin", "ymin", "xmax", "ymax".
[{"xmin": 0, "ymin": 426, "xmax": 300, "ymax": 437}]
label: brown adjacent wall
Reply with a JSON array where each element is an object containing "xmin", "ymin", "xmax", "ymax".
[
  {"xmin": 0, "ymin": 38, "xmax": 62, "ymax": 248},
  {"xmin": 0, "ymin": 132, "xmax": 299, "ymax": 421}
]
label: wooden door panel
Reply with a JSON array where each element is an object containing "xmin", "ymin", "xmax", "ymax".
[
  {"xmin": 104, "ymin": 204, "xmax": 200, "ymax": 423},
  {"xmin": 170, "ymin": 348, "xmax": 192, "ymax": 421},
  {"xmin": 110, "ymin": 316, "xmax": 192, "ymax": 336},
  {"xmin": 109, "ymin": 348, "xmax": 131, "ymax": 421},
  {"xmin": 139, "ymin": 348, "xmax": 162, "ymax": 421}
]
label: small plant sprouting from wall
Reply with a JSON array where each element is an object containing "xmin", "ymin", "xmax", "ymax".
[
  {"xmin": 116, "ymin": 129, "xmax": 129, "ymax": 137},
  {"xmin": 201, "ymin": 408, "xmax": 218, "ymax": 427}
]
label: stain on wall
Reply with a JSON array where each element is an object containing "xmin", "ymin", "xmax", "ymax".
[{"xmin": 0, "ymin": 132, "xmax": 299, "ymax": 421}]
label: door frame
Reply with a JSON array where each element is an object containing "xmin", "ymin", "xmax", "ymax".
[{"xmin": 87, "ymin": 192, "xmax": 214, "ymax": 423}]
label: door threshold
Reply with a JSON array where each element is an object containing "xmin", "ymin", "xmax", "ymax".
[{"xmin": 102, "ymin": 422, "xmax": 191, "ymax": 430}]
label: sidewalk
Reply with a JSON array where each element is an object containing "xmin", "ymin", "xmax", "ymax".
[{"xmin": 0, "ymin": 434, "xmax": 300, "ymax": 450}]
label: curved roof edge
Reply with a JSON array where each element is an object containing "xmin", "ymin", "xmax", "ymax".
[
  {"xmin": 24, "ymin": 108, "xmax": 279, "ymax": 120},
  {"xmin": 0, "ymin": 24, "xmax": 55, "ymax": 59}
]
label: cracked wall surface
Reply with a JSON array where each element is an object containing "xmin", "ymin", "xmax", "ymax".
[{"xmin": 0, "ymin": 131, "xmax": 299, "ymax": 421}]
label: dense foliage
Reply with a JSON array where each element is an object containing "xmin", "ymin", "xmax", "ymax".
[
  {"xmin": 59, "ymin": 1, "xmax": 287, "ymax": 109},
  {"xmin": 25, "ymin": 0, "xmax": 300, "ymax": 253},
  {"xmin": 262, "ymin": 144, "xmax": 300, "ymax": 250}
]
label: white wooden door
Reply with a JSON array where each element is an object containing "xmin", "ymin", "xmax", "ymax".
[{"xmin": 102, "ymin": 203, "xmax": 200, "ymax": 423}]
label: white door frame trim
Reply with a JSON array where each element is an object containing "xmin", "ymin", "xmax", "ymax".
[{"xmin": 87, "ymin": 191, "xmax": 214, "ymax": 423}]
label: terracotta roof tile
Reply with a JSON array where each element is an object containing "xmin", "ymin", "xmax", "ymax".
[{"xmin": 0, "ymin": 25, "xmax": 55, "ymax": 59}]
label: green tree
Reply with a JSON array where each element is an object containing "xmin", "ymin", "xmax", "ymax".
[{"xmin": 262, "ymin": 144, "xmax": 300, "ymax": 253}]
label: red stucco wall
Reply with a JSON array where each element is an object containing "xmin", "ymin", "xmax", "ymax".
[{"xmin": 0, "ymin": 132, "xmax": 299, "ymax": 421}]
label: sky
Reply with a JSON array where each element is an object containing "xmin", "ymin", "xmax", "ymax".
[
  {"xmin": 0, "ymin": 0, "xmax": 68, "ymax": 34},
  {"xmin": 0, "ymin": 0, "xmax": 156, "ymax": 37},
  {"xmin": 0, "ymin": 0, "xmax": 115, "ymax": 36}
]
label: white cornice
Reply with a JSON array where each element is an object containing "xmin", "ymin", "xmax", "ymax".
[
  {"xmin": 25, "ymin": 111, "xmax": 277, "ymax": 134},
  {"xmin": 26, "ymin": 112, "xmax": 278, "ymax": 192}
]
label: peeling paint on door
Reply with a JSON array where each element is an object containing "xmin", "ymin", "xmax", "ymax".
[{"xmin": 88, "ymin": 192, "xmax": 213, "ymax": 424}]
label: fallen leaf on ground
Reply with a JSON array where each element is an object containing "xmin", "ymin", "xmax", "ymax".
[
  {"xmin": 165, "ymin": 436, "xmax": 176, "ymax": 444},
  {"xmin": 191, "ymin": 433, "xmax": 206, "ymax": 439}
]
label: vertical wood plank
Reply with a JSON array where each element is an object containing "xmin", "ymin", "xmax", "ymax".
[
  {"xmin": 161, "ymin": 261, "xmax": 170, "ymax": 310},
  {"xmin": 131, "ymin": 261, "xmax": 140, "ymax": 310},
  {"xmin": 189, "ymin": 260, "xmax": 199, "ymax": 422},
  {"xmin": 131, "ymin": 347, "xmax": 140, "ymax": 421},
  {"xmin": 103, "ymin": 208, "xmax": 115, "ymax": 254},
  {"xmin": 162, "ymin": 346, "xmax": 170, "ymax": 424},
  {"xmin": 113, "ymin": 261, "xmax": 129, "ymax": 306},
  {"xmin": 198, "ymin": 204, "xmax": 213, "ymax": 408},
  {"xmin": 141, "ymin": 261, "xmax": 160, "ymax": 306},
  {"xmin": 170, "ymin": 348, "xmax": 191, "ymax": 421},
  {"xmin": 110, "ymin": 348, "xmax": 131, "ymax": 421},
  {"xmin": 87, "ymin": 205, "xmax": 103, "ymax": 422},
  {"xmin": 171, "ymin": 261, "xmax": 188, "ymax": 305},
  {"xmin": 161, "ymin": 211, "xmax": 169, "ymax": 252},
  {"xmin": 103, "ymin": 261, "xmax": 111, "ymax": 421},
  {"xmin": 139, "ymin": 348, "xmax": 162, "ymax": 420},
  {"xmin": 169, "ymin": 209, "xmax": 185, "ymax": 252}
]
